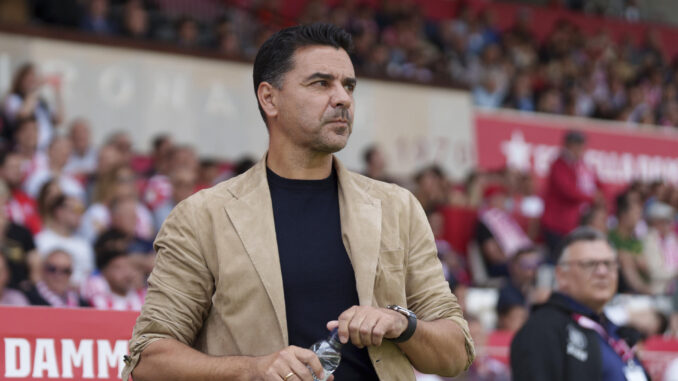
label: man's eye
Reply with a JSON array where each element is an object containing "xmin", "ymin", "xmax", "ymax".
[
  {"xmin": 314, "ymin": 80, "xmax": 329, "ymax": 87},
  {"xmin": 345, "ymin": 83, "xmax": 355, "ymax": 92}
]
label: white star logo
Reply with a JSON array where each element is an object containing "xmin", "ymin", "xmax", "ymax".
[{"xmin": 501, "ymin": 131, "xmax": 533, "ymax": 171}]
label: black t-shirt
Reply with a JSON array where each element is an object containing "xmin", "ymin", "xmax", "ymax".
[{"xmin": 267, "ymin": 167, "xmax": 379, "ymax": 380}]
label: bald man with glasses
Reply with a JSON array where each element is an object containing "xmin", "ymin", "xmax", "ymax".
[{"xmin": 510, "ymin": 227, "xmax": 650, "ymax": 381}]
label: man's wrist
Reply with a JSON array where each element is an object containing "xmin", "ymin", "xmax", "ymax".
[{"xmin": 386, "ymin": 305, "xmax": 417, "ymax": 343}]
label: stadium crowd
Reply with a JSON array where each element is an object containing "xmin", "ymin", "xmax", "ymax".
[
  {"xmin": 4, "ymin": 0, "xmax": 677, "ymax": 128},
  {"xmin": 1, "ymin": 1, "xmax": 678, "ymax": 380}
]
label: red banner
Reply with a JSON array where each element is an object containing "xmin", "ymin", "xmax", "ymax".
[
  {"xmin": 475, "ymin": 110, "xmax": 678, "ymax": 195},
  {"xmin": 0, "ymin": 306, "xmax": 138, "ymax": 380}
]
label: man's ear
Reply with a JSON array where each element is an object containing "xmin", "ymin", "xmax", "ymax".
[{"xmin": 257, "ymin": 82, "xmax": 278, "ymax": 120}]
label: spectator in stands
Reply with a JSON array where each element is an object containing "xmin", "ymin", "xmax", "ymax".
[
  {"xmin": 153, "ymin": 168, "xmax": 197, "ymax": 231},
  {"xmin": 106, "ymin": 131, "xmax": 133, "ymax": 166},
  {"xmin": 476, "ymin": 184, "xmax": 532, "ymax": 278},
  {"xmin": 12, "ymin": 116, "xmax": 46, "ymax": 182},
  {"xmin": 0, "ymin": 252, "xmax": 29, "ymax": 306},
  {"xmin": 176, "ymin": 16, "xmax": 201, "ymax": 48},
  {"xmin": 213, "ymin": 16, "xmax": 241, "ymax": 56},
  {"xmin": 24, "ymin": 249, "xmax": 89, "ymax": 307},
  {"xmin": 196, "ymin": 158, "xmax": 221, "ymax": 190},
  {"xmin": 83, "ymin": 143, "xmax": 121, "ymax": 203},
  {"xmin": 362, "ymin": 144, "xmax": 393, "ymax": 183},
  {"xmin": 3, "ymin": 63, "xmax": 63, "ymax": 152},
  {"xmin": 146, "ymin": 133, "xmax": 174, "ymax": 178},
  {"xmin": 609, "ymin": 192, "xmax": 650, "ymax": 294},
  {"xmin": 120, "ymin": 0, "xmax": 150, "ymax": 39},
  {"xmin": 473, "ymin": 74, "xmax": 508, "ymax": 109},
  {"xmin": 107, "ymin": 196, "xmax": 155, "ymax": 287},
  {"xmin": 110, "ymin": 195, "xmax": 153, "ymax": 256},
  {"xmin": 80, "ymin": 0, "xmax": 116, "ymax": 35},
  {"xmin": 511, "ymin": 227, "xmax": 649, "ymax": 381},
  {"xmin": 35, "ymin": 178, "xmax": 61, "ymax": 221},
  {"xmin": 504, "ymin": 71, "xmax": 535, "ymax": 111},
  {"xmin": 414, "ymin": 165, "xmax": 447, "ymax": 213},
  {"xmin": 63, "ymin": 118, "xmax": 98, "ymax": 177},
  {"xmin": 144, "ymin": 144, "xmax": 196, "ymax": 212},
  {"xmin": 35, "ymin": 195, "xmax": 94, "ymax": 287},
  {"xmin": 1, "ymin": 150, "xmax": 42, "ymax": 234},
  {"xmin": 642, "ymin": 201, "xmax": 678, "ymax": 294},
  {"xmin": 80, "ymin": 164, "xmax": 134, "ymax": 243},
  {"xmin": 0, "ymin": 179, "xmax": 38, "ymax": 291},
  {"xmin": 579, "ymin": 203, "xmax": 609, "ymax": 235},
  {"xmin": 81, "ymin": 229, "xmax": 145, "ymax": 310},
  {"xmin": 24, "ymin": 135, "xmax": 85, "ymax": 201},
  {"xmin": 541, "ymin": 130, "xmax": 601, "ymax": 262},
  {"xmin": 498, "ymin": 247, "xmax": 549, "ymax": 309}
]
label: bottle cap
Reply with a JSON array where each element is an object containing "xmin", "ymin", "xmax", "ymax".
[{"xmin": 329, "ymin": 328, "xmax": 341, "ymax": 345}]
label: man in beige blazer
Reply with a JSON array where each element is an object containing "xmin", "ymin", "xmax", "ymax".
[{"xmin": 123, "ymin": 24, "xmax": 474, "ymax": 381}]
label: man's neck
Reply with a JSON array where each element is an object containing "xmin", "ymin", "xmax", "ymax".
[{"xmin": 266, "ymin": 144, "xmax": 334, "ymax": 180}]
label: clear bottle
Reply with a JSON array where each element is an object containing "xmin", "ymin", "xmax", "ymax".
[{"xmin": 309, "ymin": 328, "xmax": 342, "ymax": 381}]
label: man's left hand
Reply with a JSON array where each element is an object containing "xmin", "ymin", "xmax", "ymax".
[{"xmin": 326, "ymin": 306, "xmax": 408, "ymax": 348}]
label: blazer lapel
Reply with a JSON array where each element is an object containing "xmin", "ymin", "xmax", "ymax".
[
  {"xmin": 336, "ymin": 159, "xmax": 382, "ymax": 307},
  {"xmin": 223, "ymin": 157, "xmax": 288, "ymax": 344}
]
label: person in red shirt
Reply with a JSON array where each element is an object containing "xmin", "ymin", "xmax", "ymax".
[
  {"xmin": 0, "ymin": 150, "xmax": 41, "ymax": 234},
  {"xmin": 541, "ymin": 130, "xmax": 603, "ymax": 262}
]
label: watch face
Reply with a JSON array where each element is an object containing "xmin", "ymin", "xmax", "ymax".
[{"xmin": 388, "ymin": 305, "xmax": 416, "ymax": 318}]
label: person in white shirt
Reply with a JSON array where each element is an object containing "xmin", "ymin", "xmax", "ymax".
[
  {"xmin": 24, "ymin": 135, "xmax": 85, "ymax": 201},
  {"xmin": 63, "ymin": 118, "xmax": 98, "ymax": 177},
  {"xmin": 35, "ymin": 194, "xmax": 93, "ymax": 287},
  {"xmin": 3, "ymin": 63, "xmax": 64, "ymax": 152}
]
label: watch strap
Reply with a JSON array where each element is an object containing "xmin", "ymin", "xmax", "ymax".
[{"xmin": 386, "ymin": 305, "xmax": 417, "ymax": 343}]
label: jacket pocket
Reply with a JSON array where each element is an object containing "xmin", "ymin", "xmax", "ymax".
[{"xmin": 374, "ymin": 249, "xmax": 406, "ymax": 305}]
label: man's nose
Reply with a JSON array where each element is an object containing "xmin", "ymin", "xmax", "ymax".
[{"xmin": 331, "ymin": 83, "xmax": 352, "ymax": 109}]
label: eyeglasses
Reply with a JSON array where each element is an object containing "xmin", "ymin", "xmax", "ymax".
[
  {"xmin": 559, "ymin": 259, "xmax": 619, "ymax": 274},
  {"xmin": 45, "ymin": 264, "xmax": 72, "ymax": 276}
]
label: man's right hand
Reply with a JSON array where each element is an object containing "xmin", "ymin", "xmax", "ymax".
[{"xmin": 253, "ymin": 346, "xmax": 332, "ymax": 381}]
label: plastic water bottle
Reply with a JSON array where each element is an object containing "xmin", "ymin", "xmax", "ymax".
[{"xmin": 309, "ymin": 328, "xmax": 342, "ymax": 381}]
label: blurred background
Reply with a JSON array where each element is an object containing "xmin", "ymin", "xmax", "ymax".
[{"xmin": 1, "ymin": 0, "xmax": 678, "ymax": 380}]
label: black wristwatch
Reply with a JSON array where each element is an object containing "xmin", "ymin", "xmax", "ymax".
[{"xmin": 386, "ymin": 305, "xmax": 417, "ymax": 343}]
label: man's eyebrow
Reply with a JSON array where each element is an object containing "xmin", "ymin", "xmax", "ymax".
[
  {"xmin": 304, "ymin": 73, "xmax": 357, "ymax": 86},
  {"xmin": 304, "ymin": 72, "xmax": 334, "ymax": 82}
]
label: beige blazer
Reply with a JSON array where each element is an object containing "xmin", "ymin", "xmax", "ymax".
[{"xmin": 122, "ymin": 156, "xmax": 474, "ymax": 380}]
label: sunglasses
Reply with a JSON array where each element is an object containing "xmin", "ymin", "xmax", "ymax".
[{"xmin": 45, "ymin": 264, "xmax": 72, "ymax": 276}]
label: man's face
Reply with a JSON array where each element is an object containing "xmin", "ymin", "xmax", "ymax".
[
  {"xmin": 556, "ymin": 240, "xmax": 618, "ymax": 312},
  {"xmin": 510, "ymin": 251, "xmax": 541, "ymax": 288},
  {"xmin": 270, "ymin": 45, "xmax": 356, "ymax": 154},
  {"xmin": 58, "ymin": 197, "xmax": 84, "ymax": 232},
  {"xmin": 70, "ymin": 121, "xmax": 91, "ymax": 153},
  {"xmin": 49, "ymin": 138, "xmax": 73, "ymax": 169},
  {"xmin": 112, "ymin": 199, "xmax": 137, "ymax": 237},
  {"xmin": 103, "ymin": 255, "xmax": 135, "ymax": 296}
]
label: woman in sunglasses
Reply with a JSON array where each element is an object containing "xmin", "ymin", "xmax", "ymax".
[{"xmin": 24, "ymin": 249, "xmax": 89, "ymax": 307}]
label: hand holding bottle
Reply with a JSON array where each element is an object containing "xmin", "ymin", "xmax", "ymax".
[
  {"xmin": 253, "ymin": 345, "xmax": 329, "ymax": 381},
  {"xmin": 327, "ymin": 305, "xmax": 409, "ymax": 348}
]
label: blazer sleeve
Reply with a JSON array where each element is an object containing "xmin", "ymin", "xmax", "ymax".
[
  {"xmin": 122, "ymin": 196, "xmax": 215, "ymax": 381},
  {"xmin": 402, "ymin": 190, "xmax": 476, "ymax": 370}
]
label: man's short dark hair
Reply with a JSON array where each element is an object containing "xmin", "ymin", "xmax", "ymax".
[
  {"xmin": 557, "ymin": 227, "xmax": 608, "ymax": 263},
  {"xmin": 252, "ymin": 23, "xmax": 353, "ymax": 125}
]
